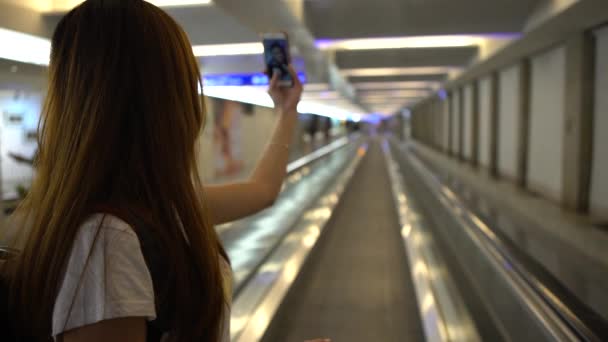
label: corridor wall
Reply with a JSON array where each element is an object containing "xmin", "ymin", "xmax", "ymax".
[
  {"xmin": 478, "ymin": 76, "xmax": 492, "ymax": 168},
  {"xmin": 527, "ymin": 46, "xmax": 566, "ymax": 201},
  {"xmin": 497, "ymin": 65, "xmax": 521, "ymax": 179},
  {"xmin": 463, "ymin": 84, "xmax": 474, "ymax": 161},
  {"xmin": 591, "ymin": 27, "xmax": 608, "ymax": 220},
  {"xmin": 451, "ymin": 91, "xmax": 461, "ymax": 157}
]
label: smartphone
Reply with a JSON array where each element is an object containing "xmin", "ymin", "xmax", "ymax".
[{"xmin": 262, "ymin": 32, "xmax": 293, "ymax": 87}]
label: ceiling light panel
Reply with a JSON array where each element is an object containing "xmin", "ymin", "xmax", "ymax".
[
  {"xmin": 0, "ymin": 28, "xmax": 51, "ymax": 66},
  {"xmin": 202, "ymin": 86, "xmax": 274, "ymax": 108},
  {"xmin": 371, "ymin": 108, "xmax": 403, "ymax": 115},
  {"xmin": 50, "ymin": 0, "xmax": 212, "ymax": 12},
  {"xmin": 149, "ymin": 0, "xmax": 213, "ymax": 6},
  {"xmin": 0, "ymin": 27, "xmax": 260, "ymax": 64},
  {"xmin": 304, "ymin": 83, "xmax": 331, "ymax": 92},
  {"xmin": 302, "ymin": 91, "xmax": 342, "ymax": 100},
  {"xmin": 202, "ymin": 86, "xmax": 363, "ymax": 121},
  {"xmin": 317, "ymin": 35, "xmax": 483, "ymax": 51},
  {"xmin": 342, "ymin": 67, "xmax": 457, "ymax": 77}
]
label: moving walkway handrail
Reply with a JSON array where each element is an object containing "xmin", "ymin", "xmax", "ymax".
[
  {"xmin": 401, "ymin": 141, "xmax": 605, "ymax": 342},
  {"xmin": 286, "ymin": 135, "xmax": 354, "ymax": 174}
]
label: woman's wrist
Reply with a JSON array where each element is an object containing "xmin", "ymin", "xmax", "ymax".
[
  {"xmin": 269, "ymin": 142, "xmax": 289, "ymax": 150},
  {"xmin": 275, "ymin": 106, "xmax": 298, "ymax": 116}
]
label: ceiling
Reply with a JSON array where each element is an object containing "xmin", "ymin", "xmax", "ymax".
[
  {"xmin": 302, "ymin": 0, "xmax": 543, "ymax": 114},
  {"xmin": 304, "ymin": 0, "xmax": 541, "ymax": 38},
  {"xmin": 163, "ymin": 5, "xmax": 259, "ymax": 45},
  {"xmin": 9, "ymin": 0, "xmax": 547, "ymax": 117}
]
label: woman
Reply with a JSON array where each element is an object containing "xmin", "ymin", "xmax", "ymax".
[{"xmin": 0, "ymin": 0, "xmax": 327, "ymax": 341}]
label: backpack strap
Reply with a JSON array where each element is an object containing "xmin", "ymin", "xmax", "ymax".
[
  {"xmin": 0, "ymin": 249, "xmax": 41, "ymax": 341},
  {"xmin": 0, "ymin": 262, "xmax": 17, "ymax": 341}
]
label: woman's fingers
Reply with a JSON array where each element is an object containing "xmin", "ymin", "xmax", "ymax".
[
  {"xmin": 269, "ymin": 71, "xmax": 279, "ymax": 90},
  {"xmin": 268, "ymin": 65, "xmax": 302, "ymax": 112},
  {"xmin": 288, "ymin": 64, "xmax": 302, "ymax": 90}
]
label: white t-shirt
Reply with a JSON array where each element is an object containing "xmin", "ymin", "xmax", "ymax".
[{"xmin": 52, "ymin": 214, "xmax": 231, "ymax": 340}]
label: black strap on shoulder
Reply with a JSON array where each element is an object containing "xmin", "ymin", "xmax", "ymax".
[{"xmin": 0, "ymin": 271, "xmax": 17, "ymax": 341}]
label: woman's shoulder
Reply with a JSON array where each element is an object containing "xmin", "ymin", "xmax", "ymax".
[
  {"xmin": 66, "ymin": 213, "xmax": 150, "ymax": 282},
  {"xmin": 52, "ymin": 213, "xmax": 156, "ymax": 336},
  {"xmin": 70, "ymin": 212, "xmax": 150, "ymax": 277}
]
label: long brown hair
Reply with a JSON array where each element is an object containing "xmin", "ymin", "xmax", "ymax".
[{"xmin": 4, "ymin": 0, "xmax": 227, "ymax": 340}]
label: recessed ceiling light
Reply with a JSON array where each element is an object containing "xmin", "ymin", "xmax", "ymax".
[
  {"xmin": 192, "ymin": 43, "xmax": 263, "ymax": 57},
  {"xmin": 316, "ymin": 35, "xmax": 490, "ymax": 51},
  {"xmin": 342, "ymin": 67, "xmax": 457, "ymax": 77}
]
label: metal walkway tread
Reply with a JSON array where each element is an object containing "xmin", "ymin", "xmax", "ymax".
[{"xmin": 262, "ymin": 141, "xmax": 424, "ymax": 342}]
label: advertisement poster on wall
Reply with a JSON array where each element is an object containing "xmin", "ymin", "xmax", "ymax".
[
  {"xmin": 212, "ymin": 98, "xmax": 245, "ymax": 178},
  {"xmin": 0, "ymin": 90, "xmax": 41, "ymax": 200}
]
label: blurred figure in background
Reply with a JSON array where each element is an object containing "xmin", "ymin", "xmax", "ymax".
[
  {"xmin": 213, "ymin": 100, "xmax": 244, "ymax": 177},
  {"xmin": 323, "ymin": 117, "xmax": 332, "ymax": 144}
]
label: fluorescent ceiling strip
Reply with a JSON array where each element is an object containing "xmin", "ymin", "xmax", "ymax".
[
  {"xmin": 317, "ymin": 35, "xmax": 483, "ymax": 50},
  {"xmin": 298, "ymin": 102, "xmax": 360, "ymax": 121},
  {"xmin": 0, "ymin": 28, "xmax": 51, "ymax": 66},
  {"xmin": 307, "ymin": 99, "xmax": 354, "ymax": 106},
  {"xmin": 0, "ymin": 28, "xmax": 261, "ymax": 64},
  {"xmin": 361, "ymin": 97, "xmax": 422, "ymax": 104},
  {"xmin": 371, "ymin": 109, "xmax": 401, "ymax": 113},
  {"xmin": 353, "ymin": 81, "xmax": 441, "ymax": 90},
  {"xmin": 359, "ymin": 90, "xmax": 430, "ymax": 98},
  {"xmin": 373, "ymin": 110, "xmax": 402, "ymax": 115},
  {"xmin": 150, "ymin": 0, "xmax": 213, "ymax": 6},
  {"xmin": 373, "ymin": 111, "xmax": 401, "ymax": 116},
  {"xmin": 202, "ymin": 86, "xmax": 274, "ymax": 108},
  {"xmin": 193, "ymin": 43, "xmax": 263, "ymax": 57},
  {"xmin": 49, "ymin": 0, "xmax": 212, "ymax": 12},
  {"xmin": 302, "ymin": 91, "xmax": 342, "ymax": 100},
  {"xmin": 372, "ymin": 107, "xmax": 404, "ymax": 111},
  {"xmin": 372, "ymin": 107, "xmax": 406, "ymax": 114},
  {"xmin": 202, "ymin": 86, "xmax": 363, "ymax": 121},
  {"xmin": 304, "ymin": 83, "xmax": 331, "ymax": 91},
  {"xmin": 363, "ymin": 99, "xmax": 418, "ymax": 105},
  {"xmin": 371, "ymin": 102, "xmax": 412, "ymax": 108},
  {"xmin": 342, "ymin": 67, "xmax": 457, "ymax": 77},
  {"xmin": 360, "ymin": 95, "xmax": 423, "ymax": 102}
]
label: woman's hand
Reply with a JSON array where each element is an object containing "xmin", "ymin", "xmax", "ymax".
[{"xmin": 268, "ymin": 65, "xmax": 303, "ymax": 114}]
